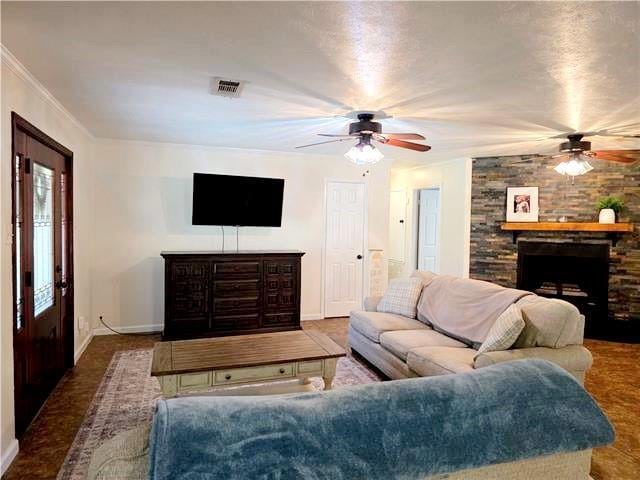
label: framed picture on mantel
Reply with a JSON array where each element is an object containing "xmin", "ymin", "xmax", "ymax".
[{"xmin": 506, "ymin": 187, "xmax": 539, "ymax": 222}]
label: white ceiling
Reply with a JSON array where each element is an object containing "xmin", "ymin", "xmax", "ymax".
[{"xmin": 2, "ymin": 1, "xmax": 639, "ymax": 167}]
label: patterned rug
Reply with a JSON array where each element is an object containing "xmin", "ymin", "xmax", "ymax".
[{"xmin": 57, "ymin": 348, "xmax": 380, "ymax": 479}]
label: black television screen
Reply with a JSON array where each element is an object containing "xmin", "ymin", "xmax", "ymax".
[{"xmin": 192, "ymin": 173, "xmax": 284, "ymax": 227}]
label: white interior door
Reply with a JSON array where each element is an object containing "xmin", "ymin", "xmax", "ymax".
[
  {"xmin": 324, "ymin": 181, "xmax": 365, "ymax": 318},
  {"xmin": 389, "ymin": 190, "xmax": 407, "ymax": 262},
  {"xmin": 418, "ymin": 188, "xmax": 441, "ymax": 273}
]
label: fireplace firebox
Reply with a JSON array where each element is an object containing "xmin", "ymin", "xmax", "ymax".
[{"xmin": 517, "ymin": 241, "xmax": 609, "ymax": 337}]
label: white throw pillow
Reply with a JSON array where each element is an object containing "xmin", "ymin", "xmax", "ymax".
[
  {"xmin": 377, "ymin": 277, "xmax": 424, "ymax": 319},
  {"xmin": 476, "ymin": 304, "xmax": 525, "ymax": 355}
]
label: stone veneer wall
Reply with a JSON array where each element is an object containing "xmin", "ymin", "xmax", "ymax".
[{"xmin": 470, "ymin": 155, "xmax": 640, "ymax": 323}]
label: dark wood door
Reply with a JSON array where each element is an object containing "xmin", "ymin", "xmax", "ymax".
[{"xmin": 12, "ymin": 113, "xmax": 74, "ymax": 437}]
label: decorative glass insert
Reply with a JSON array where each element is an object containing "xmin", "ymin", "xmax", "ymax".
[
  {"xmin": 33, "ymin": 162, "xmax": 55, "ymax": 316},
  {"xmin": 15, "ymin": 155, "xmax": 23, "ymax": 330}
]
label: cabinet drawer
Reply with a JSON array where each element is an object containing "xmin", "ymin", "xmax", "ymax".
[
  {"xmin": 214, "ymin": 262, "xmax": 260, "ymax": 276},
  {"xmin": 263, "ymin": 312, "xmax": 296, "ymax": 327},
  {"xmin": 214, "ymin": 296, "xmax": 260, "ymax": 313},
  {"xmin": 178, "ymin": 372, "xmax": 212, "ymax": 389},
  {"xmin": 214, "ymin": 279, "xmax": 260, "ymax": 297},
  {"xmin": 298, "ymin": 360, "xmax": 323, "ymax": 375},
  {"xmin": 214, "ymin": 363, "xmax": 294, "ymax": 385},
  {"xmin": 213, "ymin": 313, "xmax": 260, "ymax": 330}
]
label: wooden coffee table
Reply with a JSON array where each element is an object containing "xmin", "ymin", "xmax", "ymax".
[{"xmin": 151, "ymin": 330, "xmax": 346, "ymax": 397}]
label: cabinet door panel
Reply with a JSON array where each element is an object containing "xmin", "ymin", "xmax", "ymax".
[
  {"xmin": 264, "ymin": 260, "xmax": 298, "ymax": 312},
  {"xmin": 166, "ymin": 260, "xmax": 210, "ymax": 331}
]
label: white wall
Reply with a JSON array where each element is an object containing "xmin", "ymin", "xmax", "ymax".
[
  {"xmin": 389, "ymin": 158, "xmax": 472, "ymax": 279},
  {"xmin": 1, "ymin": 51, "xmax": 94, "ymax": 470},
  {"xmin": 90, "ymin": 139, "xmax": 390, "ymax": 331}
]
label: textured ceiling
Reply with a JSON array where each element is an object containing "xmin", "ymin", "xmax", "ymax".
[{"xmin": 2, "ymin": 1, "xmax": 639, "ymax": 166}]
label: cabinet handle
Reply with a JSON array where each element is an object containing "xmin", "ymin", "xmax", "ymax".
[
  {"xmin": 279, "ymin": 368, "xmax": 285, "ymax": 374},
  {"xmin": 225, "ymin": 374, "xmax": 232, "ymax": 380}
]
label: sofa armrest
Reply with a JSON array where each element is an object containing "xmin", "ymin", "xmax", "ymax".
[
  {"xmin": 474, "ymin": 345, "xmax": 593, "ymax": 385},
  {"xmin": 363, "ymin": 296, "xmax": 382, "ymax": 312}
]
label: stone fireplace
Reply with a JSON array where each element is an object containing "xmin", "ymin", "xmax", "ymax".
[
  {"xmin": 469, "ymin": 154, "xmax": 639, "ymax": 340},
  {"xmin": 516, "ymin": 241, "xmax": 609, "ymax": 336}
]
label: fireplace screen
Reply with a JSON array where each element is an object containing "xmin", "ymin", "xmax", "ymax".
[{"xmin": 517, "ymin": 241, "xmax": 609, "ymax": 336}]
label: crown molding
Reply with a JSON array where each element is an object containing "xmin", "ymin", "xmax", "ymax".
[{"xmin": 1, "ymin": 44, "xmax": 93, "ymax": 138}]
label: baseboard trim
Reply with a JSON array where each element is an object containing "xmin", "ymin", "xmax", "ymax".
[
  {"xmin": 93, "ymin": 324, "xmax": 163, "ymax": 336},
  {"xmin": 301, "ymin": 313, "xmax": 324, "ymax": 321},
  {"xmin": 1, "ymin": 438, "xmax": 19, "ymax": 476},
  {"xmin": 74, "ymin": 331, "xmax": 93, "ymax": 364}
]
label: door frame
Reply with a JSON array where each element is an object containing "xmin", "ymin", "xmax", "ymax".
[
  {"xmin": 321, "ymin": 179, "xmax": 368, "ymax": 319},
  {"xmin": 11, "ymin": 112, "xmax": 75, "ymax": 422},
  {"xmin": 412, "ymin": 184, "xmax": 443, "ymax": 274}
]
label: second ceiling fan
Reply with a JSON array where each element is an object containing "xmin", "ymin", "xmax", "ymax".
[{"xmin": 296, "ymin": 112, "xmax": 430, "ymax": 165}]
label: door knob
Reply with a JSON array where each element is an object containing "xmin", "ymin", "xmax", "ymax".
[
  {"xmin": 55, "ymin": 281, "xmax": 68, "ymax": 289},
  {"xmin": 357, "ymin": 254, "xmax": 363, "ymax": 260}
]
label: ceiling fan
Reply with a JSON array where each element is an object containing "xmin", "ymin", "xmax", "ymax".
[
  {"xmin": 512, "ymin": 131, "xmax": 640, "ymax": 177},
  {"xmin": 296, "ymin": 112, "xmax": 430, "ymax": 165}
]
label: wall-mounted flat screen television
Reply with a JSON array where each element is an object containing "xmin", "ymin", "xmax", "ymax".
[{"xmin": 192, "ymin": 173, "xmax": 285, "ymax": 227}]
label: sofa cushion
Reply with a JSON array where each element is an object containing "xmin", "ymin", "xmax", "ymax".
[
  {"xmin": 377, "ymin": 277, "xmax": 424, "ymax": 318},
  {"xmin": 349, "ymin": 310, "xmax": 429, "ymax": 343},
  {"xmin": 416, "ymin": 275, "xmax": 531, "ymax": 347},
  {"xmin": 407, "ymin": 346, "xmax": 477, "ymax": 376},
  {"xmin": 380, "ymin": 330, "xmax": 467, "ymax": 361},
  {"xmin": 411, "ymin": 271, "xmax": 438, "ymax": 325},
  {"xmin": 476, "ymin": 304, "xmax": 525, "ymax": 355},
  {"xmin": 514, "ymin": 296, "xmax": 584, "ymax": 348},
  {"xmin": 411, "ymin": 269, "xmax": 438, "ymax": 285}
]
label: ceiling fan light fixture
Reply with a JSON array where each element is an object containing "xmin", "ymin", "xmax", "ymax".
[
  {"xmin": 554, "ymin": 152, "xmax": 594, "ymax": 177},
  {"xmin": 344, "ymin": 141, "xmax": 384, "ymax": 165}
]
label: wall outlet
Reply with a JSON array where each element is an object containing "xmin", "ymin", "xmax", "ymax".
[{"xmin": 78, "ymin": 315, "xmax": 87, "ymax": 332}]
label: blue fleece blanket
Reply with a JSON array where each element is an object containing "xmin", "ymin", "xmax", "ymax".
[{"xmin": 149, "ymin": 359, "xmax": 613, "ymax": 480}]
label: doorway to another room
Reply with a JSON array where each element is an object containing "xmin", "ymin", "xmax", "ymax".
[
  {"xmin": 323, "ymin": 181, "xmax": 366, "ymax": 318},
  {"xmin": 11, "ymin": 113, "xmax": 75, "ymax": 437},
  {"xmin": 388, "ymin": 187, "xmax": 442, "ymax": 280}
]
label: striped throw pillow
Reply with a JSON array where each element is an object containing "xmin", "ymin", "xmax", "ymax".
[
  {"xmin": 377, "ymin": 278, "xmax": 424, "ymax": 319},
  {"xmin": 476, "ymin": 304, "xmax": 525, "ymax": 355}
]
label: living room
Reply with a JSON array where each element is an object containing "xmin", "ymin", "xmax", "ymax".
[{"xmin": 1, "ymin": 2, "xmax": 638, "ymax": 479}]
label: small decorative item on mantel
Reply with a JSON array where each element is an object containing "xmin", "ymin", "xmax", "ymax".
[
  {"xmin": 506, "ymin": 187, "xmax": 539, "ymax": 222},
  {"xmin": 597, "ymin": 196, "xmax": 624, "ymax": 224}
]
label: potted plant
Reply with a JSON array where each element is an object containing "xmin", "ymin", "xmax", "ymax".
[{"xmin": 597, "ymin": 196, "xmax": 624, "ymax": 224}]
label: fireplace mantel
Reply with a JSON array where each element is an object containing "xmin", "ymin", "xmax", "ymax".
[{"xmin": 501, "ymin": 222, "xmax": 634, "ymax": 245}]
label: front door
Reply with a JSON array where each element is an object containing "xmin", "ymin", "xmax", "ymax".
[
  {"xmin": 12, "ymin": 113, "xmax": 73, "ymax": 437},
  {"xmin": 324, "ymin": 181, "xmax": 365, "ymax": 318}
]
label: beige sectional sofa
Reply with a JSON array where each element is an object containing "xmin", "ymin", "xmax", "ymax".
[{"xmin": 349, "ymin": 273, "xmax": 593, "ymax": 384}]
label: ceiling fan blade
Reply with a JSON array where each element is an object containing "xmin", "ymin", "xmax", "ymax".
[
  {"xmin": 592, "ymin": 150, "xmax": 640, "ymax": 163},
  {"xmin": 317, "ymin": 133, "xmax": 357, "ymax": 138},
  {"xmin": 593, "ymin": 133, "xmax": 640, "ymax": 138},
  {"xmin": 382, "ymin": 133, "xmax": 426, "ymax": 140},
  {"xmin": 295, "ymin": 138, "xmax": 354, "ymax": 149},
  {"xmin": 378, "ymin": 137, "xmax": 431, "ymax": 152}
]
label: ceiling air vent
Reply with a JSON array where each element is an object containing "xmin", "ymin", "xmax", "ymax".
[{"xmin": 210, "ymin": 77, "xmax": 245, "ymax": 98}]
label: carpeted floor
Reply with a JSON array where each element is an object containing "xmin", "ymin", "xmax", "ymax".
[{"xmin": 3, "ymin": 318, "xmax": 638, "ymax": 479}]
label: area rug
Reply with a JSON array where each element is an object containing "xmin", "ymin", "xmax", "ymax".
[{"xmin": 57, "ymin": 348, "xmax": 380, "ymax": 479}]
